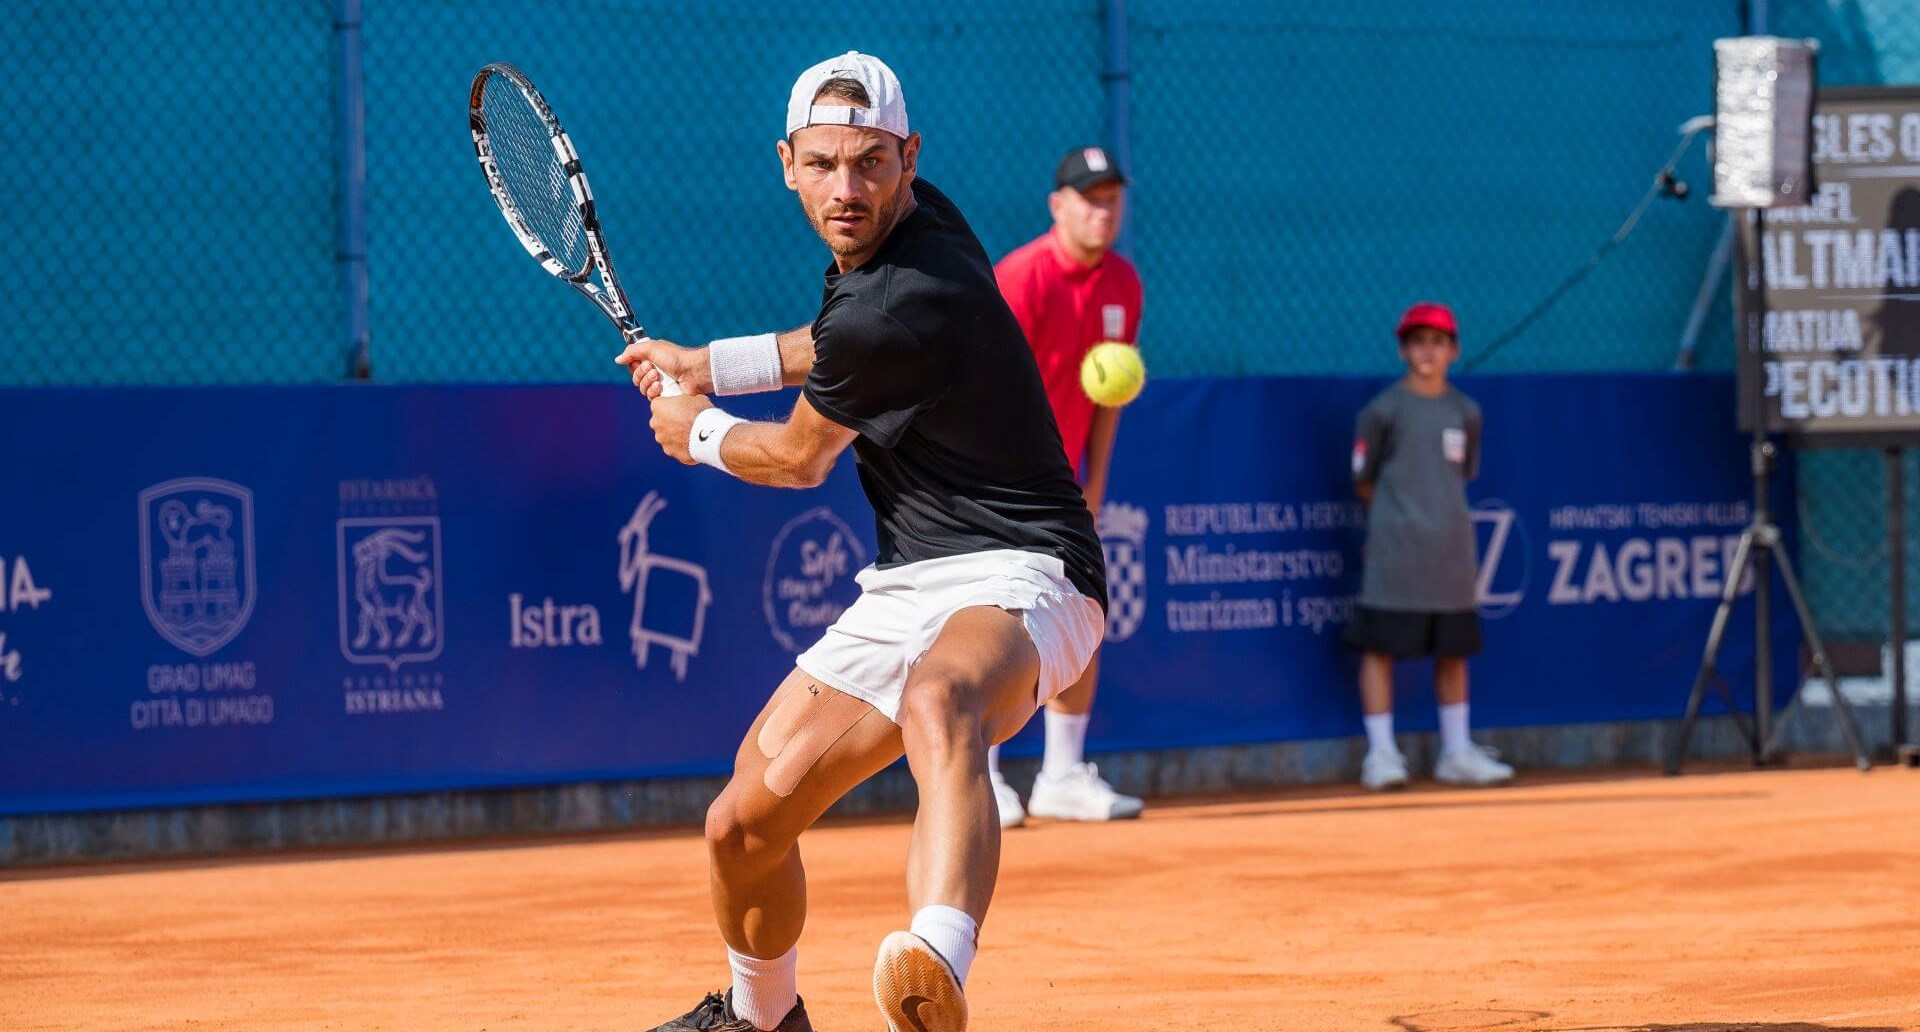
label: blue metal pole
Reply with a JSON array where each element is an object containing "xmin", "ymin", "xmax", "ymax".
[
  {"xmin": 336, "ymin": 0, "xmax": 371, "ymax": 379},
  {"xmin": 1102, "ymin": 0, "xmax": 1134, "ymax": 258}
]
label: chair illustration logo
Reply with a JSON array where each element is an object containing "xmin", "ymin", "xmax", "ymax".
[
  {"xmin": 1099, "ymin": 502, "xmax": 1149, "ymax": 643},
  {"xmin": 618, "ymin": 492, "xmax": 713, "ymax": 680},
  {"xmin": 337, "ymin": 517, "xmax": 444, "ymax": 670},
  {"xmin": 139, "ymin": 477, "xmax": 256, "ymax": 657}
]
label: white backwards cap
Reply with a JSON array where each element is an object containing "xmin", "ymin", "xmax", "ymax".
[{"xmin": 786, "ymin": 51, "xmax": 909, "ymax": 139}]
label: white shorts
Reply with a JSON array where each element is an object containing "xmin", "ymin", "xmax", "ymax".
[{"xmin": 794, "ymin": 549, "xmax": 1106, "ymax": 725}]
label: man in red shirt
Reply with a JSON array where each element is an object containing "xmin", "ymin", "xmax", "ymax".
[{"xmin": 988, "ymin": 146, "xmax": 1144, "ymax": 827}]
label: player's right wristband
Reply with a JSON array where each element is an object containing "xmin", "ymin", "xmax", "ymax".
[
  {"xmin": 688, "ymin": 406, "xmax": 747, "ymax": 473},
  {"xmin": 708, "ymin": 332, "xmax": 782, "ymax": 396}
]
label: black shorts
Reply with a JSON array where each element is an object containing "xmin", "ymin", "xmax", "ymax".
[{"xmin": 1342, "ymin": 605, "xmax": 1482, "ymax": 659}]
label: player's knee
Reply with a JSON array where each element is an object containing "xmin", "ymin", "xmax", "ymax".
[
  {"xmin": 704, "ymin": 793, "xmax": 789, "ymax": 870},
  {"xmin": 897, "ymin": 673, "xmax": 984, "ymax": 760}
]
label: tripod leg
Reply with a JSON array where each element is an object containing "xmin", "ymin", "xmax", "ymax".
[
  {"xmin": 1765, "ymin": 543, "xmax": 1874, "ymax": 770},
  {"xmin": 1670, "ymin": 531, "xmax": 1757, "ymax": 774}
]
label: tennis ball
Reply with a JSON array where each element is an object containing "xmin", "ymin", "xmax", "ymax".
[{"xmin": 1080, "ymin": 342, "xmax": 1146, "ymax": 407}]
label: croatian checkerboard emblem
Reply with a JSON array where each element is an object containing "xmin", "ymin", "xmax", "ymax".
[
  {"xmin": 1098, "ymin": 502, "xmax": 1148, "ymax": 643},
  {"xmin": 338, "ymin": 516, "xmax": 445, "ymax": 670},
  {"xmin": 139, "ymin": 478, "xmax": 256, "ymax": 657}
]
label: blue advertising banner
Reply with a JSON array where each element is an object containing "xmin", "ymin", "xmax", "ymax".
[
  {"xmin": 0, "ymin": 374, "xmax": 1792, "ymax": 815},
  {"xmin": 1064, "ymin": 373, "xmax": 1797, "ymax": 758}
]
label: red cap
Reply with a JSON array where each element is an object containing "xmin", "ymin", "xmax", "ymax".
[{"xmin": 1396, "ymin": 301, "xmax": 1458, "ymax": 340}]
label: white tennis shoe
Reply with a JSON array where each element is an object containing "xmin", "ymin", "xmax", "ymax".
[
  {"xmin": 873, "ymin": 931, "xmax": 967, "ymax": 1032},
  {"xmin": 1361, "ymin": 748, "xmax": 1411, "ymax": 791},
  {"xmin": 990, "ymin": 770, "xmax": 1026, "ymax": 829},
  {"xmin": 1435, "ymin": 744, "xmax": 1515, "ymax": 786},
  {"xmin": 1025, "ymin": 762, "xmax": 1144, "ymax": 821}
]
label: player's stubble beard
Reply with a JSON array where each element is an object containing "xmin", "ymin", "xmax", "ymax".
[{"xmin": 805, "ymin": 174, "xmax": 913, "ymax": 267}]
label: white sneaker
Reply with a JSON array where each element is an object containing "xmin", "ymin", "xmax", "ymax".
[
  {"xmin": 1435, "ymin": 744, "xmax": 1515, "ymax": 786},
  {"xmin": 873, "ymin": 930, "xmax": 966, "ymax": 1032},
  {"xmin": 1361, "ymin": 748, "xmax": 1410, "ymax": 791},
  {"xmin": 990, "ymin": 770, "xmax": 1026, "ymax": 829},
  {"xmin": 1025, "ymin": 762, "xmax": 1144, "ymax": 821}
]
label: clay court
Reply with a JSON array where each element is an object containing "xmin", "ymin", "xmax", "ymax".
[{"xmin": 5, "ymin": 764, "xmax": 1917, "ymax": 1031}]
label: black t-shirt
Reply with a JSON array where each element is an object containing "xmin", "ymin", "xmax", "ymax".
[{"xmin": 804, "ymin": 179, "xmax": 1107, "ymax": 611}]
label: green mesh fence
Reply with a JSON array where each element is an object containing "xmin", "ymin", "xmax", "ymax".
[
  {"xmin": 362, "ymin": 0, "xmax": 1103, "ymax": 382},
  {"xmin": 0, "ymin": 1, "xmax": 342, "ymax": 386}
]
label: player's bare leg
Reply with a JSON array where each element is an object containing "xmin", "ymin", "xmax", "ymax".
[
  {"xmin": 1026, "ymin": 651, "xmax": 1142, "ymax": 821},
  {"xmin": 1358, "ymin": 651, "xmax": 1409, "ymax": 790},
  {"xmin": 1434, "ymin": 655, "xmax": 1468, "ymax": 706},
  {"xmin": 649, "ymin": 669, "xmax": 906, "ymax": 1032},
  {"xmin": 875, "ymin": 605, "xmax": 1046, "ymax": 1032}
]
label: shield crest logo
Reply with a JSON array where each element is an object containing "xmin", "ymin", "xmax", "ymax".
[
  {"xmin": 139, "ymin": 477, "xmax": 257, "ymax": 657},
  {"xmin": 337, "ymin": 516, "xmax": 445, "ymax": 671}
]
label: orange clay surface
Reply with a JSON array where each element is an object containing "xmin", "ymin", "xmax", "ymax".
[{"xmin": 5, "ymin": 765, "xmax": 1920, "ymax": 1032}]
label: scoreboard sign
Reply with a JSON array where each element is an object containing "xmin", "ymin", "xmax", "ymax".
[{"xmin": 1738, "ymin": 87, "xmax": 1920, "ymax": 444}]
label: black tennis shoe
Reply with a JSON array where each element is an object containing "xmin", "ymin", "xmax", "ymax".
[{"xmin": 645, "ymin": 989, "xmax": 813, "ymax": 1032}]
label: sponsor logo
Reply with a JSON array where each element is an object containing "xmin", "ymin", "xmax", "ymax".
[
  {"xmin": 139, "ymin": 478, "xmax": 255, "ymax": 657},
  {"xmin": 618, "ymin": 492, "xmax": 713, "ymax": 680},
  {"xmin": 1472, "ymin": 500, "xmax": 1528, "ymax": 619},
  {"xmin": 1098, "ymin": 502, "xmax": 1149, "ymax": 642},
  {"xmin": 1101, "ymin": 303, "xmax": 1126, "ymax": 340},
  {"xmin": 509, "ymin": 593, "xmax": 603, "ymax": 648},
  {"xmin": 901, "ymin": 996, "xmax": 936, "ymax": 1032},
  {"xmin": 337, "ymin": 517, "xmax": 445, "ymax": 671},
  {"xmin": 763, "ymin": 507, "xmax": 866, "ymax": 654},
  {"xmin": 0, "ymin": 554, "xmax": 51, "ymax": 694},
  {"xmin": 337, "ymin": 478, "xmax": 445, "ymax": 716}
]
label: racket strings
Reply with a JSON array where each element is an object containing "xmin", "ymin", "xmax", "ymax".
[{"xmin": 481, "ymin": 76, "xmax": 589, "ymax": 275}]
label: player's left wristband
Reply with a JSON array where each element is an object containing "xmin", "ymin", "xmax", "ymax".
[
  {"xmin": 689, "ymin": 407, "xmax": 747, "ymax": 473},
  {"xmin": 708, "ymin": 332, "xmax": 782, "ymax": 396}
]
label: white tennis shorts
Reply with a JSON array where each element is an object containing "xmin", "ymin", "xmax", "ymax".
[{"xmin": 794, "ymin": 549, "xmax": 1106, "ymax": 724}]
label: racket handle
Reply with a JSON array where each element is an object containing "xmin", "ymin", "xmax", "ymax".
[{"xmin": 623, "ymin": 331, "xmax": 685, "ymax": 398}]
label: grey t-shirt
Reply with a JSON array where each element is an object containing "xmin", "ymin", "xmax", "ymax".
[{"xmin": 1352, "ymin": 382, "xmax": 1482, "ymax": 612}]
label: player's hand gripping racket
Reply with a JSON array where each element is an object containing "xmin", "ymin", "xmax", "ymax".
[{"xmin": 468, "ymin": 63, "xmax": 682, "ymax": 396}]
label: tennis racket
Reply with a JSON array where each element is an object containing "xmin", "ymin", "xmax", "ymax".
[{"xmin": 468, "ymin": 62, "xmax": 681, "ymax": 396}]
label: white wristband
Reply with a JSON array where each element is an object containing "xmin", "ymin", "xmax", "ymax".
[
  {"xmin": 708, "ymin": 332, "xmax": 782, "ymax": 396},
  {"xmin": 689, "ymin": 406, "xmax": 747, "ymax": 473}
]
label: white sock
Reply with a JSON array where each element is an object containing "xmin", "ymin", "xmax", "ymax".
[
  {"xmin": 1041, "ymin": 710, "xmax": 1090, "ymax": 779},
  {"xmin": 1439, "ymin": 702, "xmax": 1472, "ymax": 755},
  {"xmin": 909, "ymin": 904, "xmax": 979, "ymax": 987},
  {"xmin": 986, "ymin": 743, "xmax": 1002, "ymax": 780},
  {"xmin": 1363, "ymin": 712, "xmax": 1396, "ymax": 756},
  {"xmin": 727, "ymin": 945, "xmax": 797, "ymax": 1031}
]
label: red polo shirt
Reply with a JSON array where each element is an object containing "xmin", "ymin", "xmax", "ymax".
[{"xmin": 993, "ymin": 231, "xmax": 1143, "ymax": 476}]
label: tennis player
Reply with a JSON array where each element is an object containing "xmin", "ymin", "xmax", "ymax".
[
  {"xmin": 987, "ymin": 146, "xmax": 1145, "ymax": 827},
  {"xmin": 616, "ymin": 52, "xmax": 1106, "ymax": 1032}
]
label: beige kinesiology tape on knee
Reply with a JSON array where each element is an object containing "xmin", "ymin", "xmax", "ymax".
[{"xmin": 756, "ymin": 683, "xmax": 870, "ymax": 797}]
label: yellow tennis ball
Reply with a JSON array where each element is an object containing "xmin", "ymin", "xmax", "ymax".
[{"xmin": 1080, "ymin": 342, "xmax": 1146, "ymax": 407}]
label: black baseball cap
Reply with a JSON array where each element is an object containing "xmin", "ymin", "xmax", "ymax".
[{"xmin": 1054, "ymin": 146, "xmax": 1128, "ymax": 192}]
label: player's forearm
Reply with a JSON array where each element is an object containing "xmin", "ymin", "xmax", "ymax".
[
  {"xmin": 1082, "ymin": 405, "xmax": 1122, "ymax": 512},
  {"xmin": 717, "ymin": 420, "xmax": 836, "ymax": 489},
  {"xmin": 699, "ymin": 325, "xmax": 813, "ymax": 396},
  {"xmin": 777, "ymin": 326, "xmax": 816, "ymax": 386}
]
